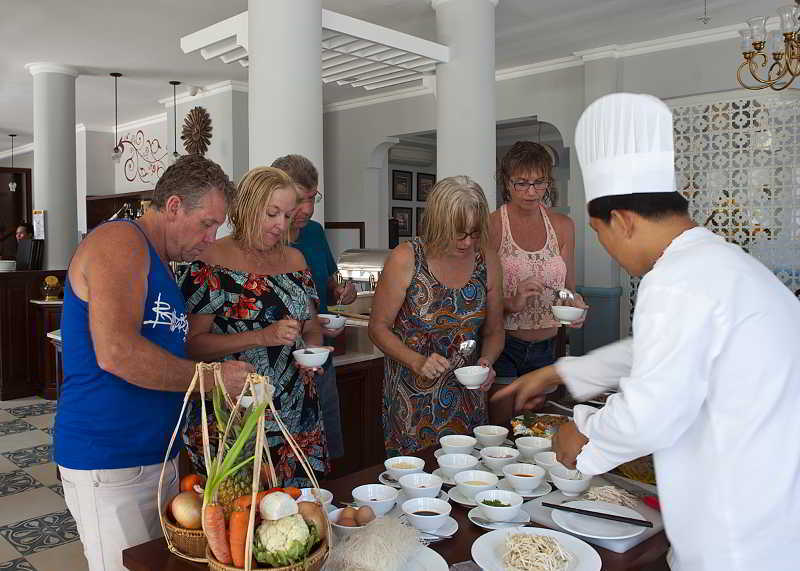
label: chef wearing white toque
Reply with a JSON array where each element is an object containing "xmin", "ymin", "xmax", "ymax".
[{"xmin": 493, "ymin": 93, "xmax": 800, "ymax": 570}]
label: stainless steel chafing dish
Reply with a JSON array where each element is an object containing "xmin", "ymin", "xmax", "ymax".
[{"xmin": 336, "ymin": 248, "xmax": 390, "ymax": 291}]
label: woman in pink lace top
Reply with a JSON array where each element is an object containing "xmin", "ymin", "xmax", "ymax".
[{"xmin": 488, "ymin": 141, "xmax": 587, "ymax": 378}]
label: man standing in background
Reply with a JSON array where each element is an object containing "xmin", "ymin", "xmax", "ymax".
[{"xmin": 271, "ymin": 154, "xmax": 357, "ymax": 462}]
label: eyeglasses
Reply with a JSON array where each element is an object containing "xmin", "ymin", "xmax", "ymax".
[
  {"xmin": 298, "ymin": 191, "xmax": 323, "ymax": 205},
  {"xmin": 512, "ymin": 178, "xmax": 552, "ymax": 192},
  {"xmin": 455, "ymin": 230, "xmax": 481, "ymax": 241}
]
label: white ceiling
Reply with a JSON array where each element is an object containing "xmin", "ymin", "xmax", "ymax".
[{"xmin": 0, "ymin": 0, "xmax": 779, "ymax": 152}]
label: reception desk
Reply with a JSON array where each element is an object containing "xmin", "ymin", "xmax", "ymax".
[{"xmin": 0, "ymin": 270, "xmax": 66, "ymax": 400}]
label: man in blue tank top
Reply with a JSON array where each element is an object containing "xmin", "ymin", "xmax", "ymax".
[
  {"xmin": 56, "ymin": 155, "xmax": 253, "ymax": 571},
  {"xmin": 271, "ymin": 155, "xmax": 357, "ymax": 462}
]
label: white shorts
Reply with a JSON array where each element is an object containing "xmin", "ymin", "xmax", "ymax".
[{"xmin": 59, "ymin": 457, "xmax": 179, "ymax": 571}]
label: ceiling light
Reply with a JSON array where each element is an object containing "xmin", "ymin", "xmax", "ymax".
[
  {"xmin": 111, "ymin": 72, "xmax": 123, "ymax": 162},
  {"xmin": 737, "ymin": 1, "xmax": 800, "ymax": 90},
  {"xmin": 8, "ymin": 134, "xmax": 16, "ymax": 193},
  {"xmin": 170, "ymin": 80, "xmax": 181, "ymax": 163}
]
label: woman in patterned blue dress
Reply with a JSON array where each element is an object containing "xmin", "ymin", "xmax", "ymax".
[
  {"xmin": 369, "ymin": 176, "xmax": 505, "ymax": 457},
  {"xmin": 179, "ymin": 166, "xmax": 328, "ymax": 486}
]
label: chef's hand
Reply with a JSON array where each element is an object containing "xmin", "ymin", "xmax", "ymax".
[
  {"xmin": 318, "ymin": 316, "xmax": 345, "ymax": 338},
  {"xmin": 553, "ymin": 421, "xmax": 589, "ymax": 469},
  {"xmin": 413, "ymin": 353, "xmax": 450, "ymax": 379},
  {"xmin": 218, "ymin": 360, "xmax": 255, "ymax": 396},
  {"xmin": 477, "ymin": 357, "xmax": 496, "ymax": 392},
  {"xmin": 296, "ymin": 345, "xmax": 335, "ymax": 375},
  {"xmin": 335, "ymin": 280, "xmax": 357, "ymax": 305},
  {"xmin": 565, "ymin": 293, "xmax": 589, "ymax": 329},
  {"xmin": 490, "ymin": 365, "xmax": 563, "ymax": 413},
  {"xmin": 509, "ymin": 277, "xmax": 545, "ymax": 313},
  {"xmin": 261, "ymin": 318, "xmax": 301, "ymax": 346}
]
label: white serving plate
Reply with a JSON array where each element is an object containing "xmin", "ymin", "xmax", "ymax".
[
  {"xmin": 471, "ymin": 526, "xmax": 601, "ymax": 571},
  {"xmin": 551, "ymin": 500, "xmax": 647, "ymax": 541}
]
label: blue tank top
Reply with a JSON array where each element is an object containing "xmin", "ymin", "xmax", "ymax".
[{"xmin": 54, "ymin": 221, "xmax": 188, "ymax": 470}]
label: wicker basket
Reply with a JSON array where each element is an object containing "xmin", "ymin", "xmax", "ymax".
[
  {"xmin": 162, "ymin": 510, "xmax": 208, "ymax": 560},
  {"xmin": 205, "ymin": 538, "xmax": 328, "ymax": 571}
]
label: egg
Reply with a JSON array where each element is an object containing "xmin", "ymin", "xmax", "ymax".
[
  {"xmin": 340, "ymin": 507, "xmax": 357, "ymax": 520},
  {"xmin": 337, "ymin": 516, "xmax": 358, "ymax": 527},
  {"xmin": 355, "ymin": 505, "xmax": 375, "ymax": 525}
]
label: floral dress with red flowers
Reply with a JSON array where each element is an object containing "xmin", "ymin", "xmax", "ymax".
[{"xmin": 178, "ymin": 261, "xmax": 328, "ymax": 487}]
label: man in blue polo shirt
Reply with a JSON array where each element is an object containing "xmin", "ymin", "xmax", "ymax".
[{"xmin": 272, "ymin": 155, "xmax": 356, "ymax": 461}]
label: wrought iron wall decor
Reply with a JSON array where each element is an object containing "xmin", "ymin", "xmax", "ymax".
[
  {"xmin": 181, "ymin": 106, "xmax": 212, "ymax": 155},
  {"xmin": 118, "ymin": 129, "xmax": 169, "ymax": 184}
]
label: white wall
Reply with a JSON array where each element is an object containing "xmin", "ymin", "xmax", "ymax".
[{"xmin": 0, "ymin": 151, "xmax": 33, "ymax": 168}]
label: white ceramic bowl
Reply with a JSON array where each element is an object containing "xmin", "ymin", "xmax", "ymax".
[
  {"xmin": 384, "ymin": 456, "xmax": 425, "ymax": 481},
  {"xmin": 439, "ymin": 434, "xmax": 477, "ymax": 455},
  {"xmin": 549, "ymin": 465, "xmax": 592, "ymax": 496},
  {"xmin": 515, "ymin": 436, "xmax": 552, "ymax": 460},
  {"xmin": 454, "ymin": 365, "xmax": 489, "ymax": 389},
  {"xmin": 318, "ymin": 313, "xmax": 346, "ymax": 330},
  {"xmin": 473, "ymin": 425, "xmax": 509, "ymax": 447},
  {"xmin": 351, "ymin": 484, "xmax": 398, "ymax": 516},
  {"xmin": 474, "ymin": 489, "xmax": 523, "ymax": 522},
  {"xmin": 502, "ymin": 463, "xmax": 545, "ymax": 493},
  {"xmin": 454, "ymin": 469, "xmax": 498, "ymax": 499},
  {"xmin": 551, "ymin": 305, "xmax": 585, "ymax": 324},
  {"xmin": 0, "ymin": 260, "xmax": 16, "ymax": 272},
  {"xmin": 533, "ymin": 451, "xmax": 560, "ymax": 471},
  {"xmin": 292, "ymin": 347, "xmax": 330, "ymax": 368},
  {"xmin": 401, "ymin": 497, "xmax": 452, "ymax": 532},
  {"xmin": 298, "ymin": 487, "xmax": 333, "ymax": 507},
  {"xmin": 329, "ymin": 507, "xmax": 373, "ymax": 538},
  {"xmin": 480, "ymin": 446, "xmax": 520, "ymax": 474},
  {"xmin": 437, "ymin": 453, "xmax": 479, "ymax": 479},
  {"xmin": 398, "ymin": 472, "xmax": 443, "ymax": 499}
]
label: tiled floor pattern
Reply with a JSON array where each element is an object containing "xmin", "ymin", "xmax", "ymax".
[{"xmin": 0, "ymin": 398, "xmax": 88, "ymax": 570}]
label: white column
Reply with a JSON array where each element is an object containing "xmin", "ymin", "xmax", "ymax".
[
  {"xmin": 432, "ymin": 0, "xmax": 497, "ymax": 209},
  {"xmin": 25, "ymin": 63, "xmax": 79, "ymax": 270},
  {"xmin": 248, "ymin": 0, "xmax": 324, "ymax": 221},
  {"xmin": 581, "ymin": 51, "xmax": 622, "ymax": 289}
]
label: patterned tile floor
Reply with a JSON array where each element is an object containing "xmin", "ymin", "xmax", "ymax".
[{"xmin": 0, "ymin": 397, "xmax": 88, "ymax": 571}]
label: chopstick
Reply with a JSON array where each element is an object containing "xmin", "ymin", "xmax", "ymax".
[
  {"xmin": 335, "ymin": 311, "xmax": 370, "ymax": 321},
  {"xmin": 542, "ymin": 502, "xmax": 653, "ymax": 528}
]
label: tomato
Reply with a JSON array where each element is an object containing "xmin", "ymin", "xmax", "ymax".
[{"xmin": 180, "ymin": 474, "xmax": 206, "ymax": 493}]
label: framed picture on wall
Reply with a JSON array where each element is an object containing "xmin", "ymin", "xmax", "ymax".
[
  {"xmin": 392, "ymin": 206, "xmax": 413, "ymax": 237},
  {"xmin": 416, "ymin": 207, "xmax": 425, "ymax": 236},
  {"xmin": 416, "ymin": 173, "xmax": 435, "ymax": 201},
  {"xmin": 391, "ymin": 170, "xmax": 413, "ymax": 201}
]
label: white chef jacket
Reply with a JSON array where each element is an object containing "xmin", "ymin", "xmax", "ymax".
[{"xmin": 556, "ymin": 227, "xmax": 800, "ymax": 571}]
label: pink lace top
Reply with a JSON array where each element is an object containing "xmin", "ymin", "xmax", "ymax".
[{"xmin": 499, "ymin": 204, "xmax": 567, "ymax": 331}]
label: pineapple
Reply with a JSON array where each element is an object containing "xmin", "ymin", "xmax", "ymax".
[
  {"xmin": 217, "ymin": 414, "xmax": 257, "ymax": 518},
  {"xmin": 213, "ymin": 395, "xmax": 260, "ymax": 518}
]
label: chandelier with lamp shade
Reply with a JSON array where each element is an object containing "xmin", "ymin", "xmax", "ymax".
[{"xmin": 737, "ymin": 1, "xmax": 800, "ymax": 90}]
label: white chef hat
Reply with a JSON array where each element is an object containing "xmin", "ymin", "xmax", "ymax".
[{"xmin": 575, "ymin": 93, "xmax": 676, "ymax": 204}]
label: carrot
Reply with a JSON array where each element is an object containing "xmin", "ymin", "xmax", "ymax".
[
  {"xmin": 229, "ymin": 509, "xmax": 250, "ymax": 568},
  {"xmin": 284, "ymin": 487, "xmax": 302, "ymax": 500},
  {"xmin": 233, "ymin": 495, "xmax": 253, "ymax": 511},
  {"xmin": 203, "ymin": 503, "xmax": 232, "ymax": 564}
]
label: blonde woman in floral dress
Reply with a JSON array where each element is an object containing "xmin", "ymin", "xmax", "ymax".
[
  {"xmin": 369, "ymin": 176, "xmax": 505, "ymax": 457},
  {"xmin": 179, "ymin": 166, "xmax": 328, "ymax": 486}
]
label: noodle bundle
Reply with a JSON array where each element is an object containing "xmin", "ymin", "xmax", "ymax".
[{"xmin": 502, "ymin": 533, "xmax": 572, "ymax": 571}]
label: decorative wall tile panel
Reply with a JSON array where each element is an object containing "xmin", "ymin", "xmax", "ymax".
[{"xmin": 621, "ymin": 93, "xmax": 800, "ymax": 333}]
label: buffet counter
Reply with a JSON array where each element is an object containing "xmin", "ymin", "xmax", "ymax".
[{"xmin": 122, "ymin": 444, "xmax": 670, "ymax": 571}]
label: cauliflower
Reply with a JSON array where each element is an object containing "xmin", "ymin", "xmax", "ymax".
[{"xmin": 253, "ymin": 513, "xmax": 319, "ymax": 567}]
